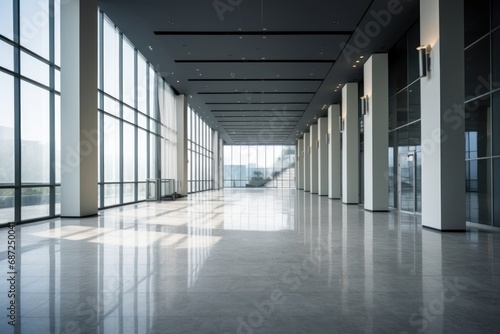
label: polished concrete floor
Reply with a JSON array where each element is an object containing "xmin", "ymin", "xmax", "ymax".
[{"xmin": 1, "ymin": 188, "xmax": 500, "ymax": 334}]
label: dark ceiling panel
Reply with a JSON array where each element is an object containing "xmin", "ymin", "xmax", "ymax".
[
  {"xmin": 177, "ymin": 62, "xmax": 332, "ymax": 80},
  {"xmin": 201, "ymin": 93, "xmax": 313, "ymax": 104},
  {"xmin": 98, "ymin": 0, "xmax": 420, "ymax": 145}
]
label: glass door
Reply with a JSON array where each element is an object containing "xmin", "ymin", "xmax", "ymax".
[{"xmin": 398, "ymin": 151, "xmax": 416, "ymax": 213}]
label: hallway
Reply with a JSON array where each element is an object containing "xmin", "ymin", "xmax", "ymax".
[{"xmin": 1, "ymin": 189, "xmax": 500, "ymax": 333}]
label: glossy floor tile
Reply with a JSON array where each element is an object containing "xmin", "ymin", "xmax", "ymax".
[{"xmin": 1, "ymin": 189, "xmax": 500, "ymax": 333}]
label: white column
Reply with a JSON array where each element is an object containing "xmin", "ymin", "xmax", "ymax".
[
  {"xmin": 328, "ymin": 105, "xmax": 341, "ymax": 199},
  {"xmin": 420, "ymin": 0, "xmax": 465, "ymax": 231},
  {"xmin": 363, "ymin": 54, "xmax": 389, "ymax": 211},
  {"xmin": 318, "ymin": 118, "xmax": 328, "ymax": 196},
  {"xmin": 297, "ymin": 140, "xmax": 304, "ymax": 189},
  {"xmin": 176, "ymin": 95, "xmax": 188, "ymax": 196},
  {"xmin": 61, "ymin": 0, "xmax": 98, "ymax": 217},
  {"xmin": 303, "ymin": 133, "xmax": 310, "ymax": 192},
  {"xmin": 310, "ymin": 125, "xmax": 319, "ymax": 194},
  {"xmin": 213, "ymin": 131, "xmax": 220, "ymax": 189},
  {"xmin": 219, "ymin": 138, "xmax": 224, "ymax": 189},
  {"xmin": 342, "ymin": 83, "xmax": 359, "ymax": 204}
]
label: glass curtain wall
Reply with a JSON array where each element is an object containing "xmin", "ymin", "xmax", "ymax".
[
  {"xmin": 464, "ymin": 0, "xmax": 500, "ymax": 226},
  {"xmin": 187, "ymin": 107, "xmax": 214, "ymax": 193},
  {"xmin": 388, "ymin": 21, "xmax": 422, "ymax": 212},
  {"xmin": 223, "ymin": 146, "xmax": 296, "ymax": 188},
  {"xmin": 0, "ymin": 0, "xmax": 61, "ymax": 225},
  {"xmin": 98, "ymin": 11, "xmax": 176, "ymax": 208}
]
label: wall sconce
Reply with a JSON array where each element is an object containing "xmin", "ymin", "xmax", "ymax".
[
  {"xmin": 326, "ymin": 133, "xmax": 330, "ymax": 145},
  {"xmin": 360, "ymin": 95, "xmax": 369, "ymax": 115},
  {"xmin": 338, "ymin": 116, "xmax": 344, "ymax": 132},
  {"xmin": 316, "ymin": 140, "xmax": 320, "ymax": 149},
  {"xmin": 417, "ymin": 45, "xmax": 431, "ymax": 78}
]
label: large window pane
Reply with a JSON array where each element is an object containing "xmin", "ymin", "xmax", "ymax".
[
  {"xmin": 20, "ymin": 0, "xmax": 50, "ymax": 58},
  {"xmin": 465, "ymin": 37, "xmax": 490, "ymax": 100},
  {"xmin": 0, "ymin": 73, "xmax": 15, "ymax": 184},
  {"xmin": 55, "ymin": 186, "xmax": 61, "ymax": 215},
  {"xmin": 54, "ymin": 0, "xmax": 60, "ymax": 65},
  {"xmin": 493, "ymin": 29, "xmax": 500, "ymax": 88},
  {"xmin": 0, "ymin": 40, "xmax": 14, "ymax": 71},
  {"xmin": 104, "ymin": 115, "xmax": 120, "ymax": 182},
  {"xmin": 21, "ymin": 80, "xmax": 50, "ymax": 183},
  {"xmin": 0, "ymin": 0, "xmax": 13, "ymax": 39},
  {"xmin": 21, "ymin": 187, "xmax": 50, "ymax": 220},
  {"xmin": 122, "ymin": 38, "xmax": 135, "ymax": 107},
  {"xmin": 466, "ymin": 159, "xmax": 492, "ymax": 225},
  {"xmin": 21, "ymin": 51, "xmax": 50, "ymax": 86},
  {"xmin": 493, "ymin": 91, "xmax": 500, "ymax": 156},
  {"xmin": 55, "ymin": 95, "xmax": 61, "ymax": 184},
  {"xmin": 123, "ymin": 183, "xmax": 135, "ymax": 203},
  {"xmin": 408, "ymin": 81, "xmax": 420, "ymax": 123},
  {"xmin": 137, "ymin": 54, "xmax": 147, "ymax": 113},
  {"xmin": 494, "ymin": 158, "xmax": 500, "ymax": 227},
  {"xmin": 0, "ymin": 189, "xmax": 15, "ymax": 224},
  {"xmin": 465, "ymin": 96, "xmax": 491, "ymax": 159},
  {"xmin": 123, "ymin": 123, "xmax": 135, "ymax": 182},
  {"xmin": 464, "ymin": 0, "xmax": 490, "ymax": 47},
  {"xmin": 103, "ymin": 16, "xmax": 119, "ymax": 98},
  {"xmin": 104, "ymin": 184, "xmax": 119, "ymax": 207},
  {"xmin": 138, "ymin": 129, "xmax": 147, "ymax": 181}
]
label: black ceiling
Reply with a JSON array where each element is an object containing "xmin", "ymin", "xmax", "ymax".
[{"xmin": 98, "ymin": 0, "xmax": 419, "ymax": 145}]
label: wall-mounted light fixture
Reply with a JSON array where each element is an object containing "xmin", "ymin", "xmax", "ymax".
[
  {"xmin": 338, "ymin": 116, "xmax": 344, "ymax": 133},
  {"xmin": 316, "ymin": 140, "xmax": 320, "ymax": 149},
  {"xmin": 417, "ymin": 45, "xmax": 431, "ymax": 78},
  {"xmin": 308, "ymin": 145, "xmax": 311, "ymax": 154},
  {"xmin": 360, "ymin": 95, "xmax": 369, "ymax": 115},
  {"xmin": 326, "ymin": 133, "xmax": 330, "ymax": 145}
]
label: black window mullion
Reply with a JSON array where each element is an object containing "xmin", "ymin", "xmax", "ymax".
[
  {"xmin": 49, "ymin": 0, "xmax": 55, "ymax": 217},
  {"xmin": 13, "ymin": 0, "xmax": 21, "ymax": 222}
]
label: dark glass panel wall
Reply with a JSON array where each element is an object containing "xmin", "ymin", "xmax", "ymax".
[
  {"xmin": 388, "ymin": 21, "xmax": 421, "ymax": 212},
  {"xmin": 464, "ymin": 1, "xmax": 500, "ymax": 226}
]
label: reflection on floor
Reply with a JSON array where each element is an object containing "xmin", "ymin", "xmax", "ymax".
[{"xmin": 1, "ymin": 188, "xmax": 500, "ymax": 333}]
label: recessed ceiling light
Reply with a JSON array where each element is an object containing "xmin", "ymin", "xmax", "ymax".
[
  {"xmin": 356, "ymin": 60, "xmax": 360, "ymax": 63},
  {"xmin": 334, "ymin": 90, "xmax": 337, "ymax": 92},
  {"xmin": 196, "ymin": 68, "xmax": 200, "ymax": 71},
  {"xmin": 176, "ymin": 80, "xmax": 180, "ymax": 82},
  {"xmin": 168, "ymin": 20, "xmax": 174, "ymax": 24},
  {"xmin": 148, "ymin": 45, "xmax": 153, "ymax": 51},
  {"xmin": 353, "ymin": 65, "xmax": 357, "ymax": 68}
]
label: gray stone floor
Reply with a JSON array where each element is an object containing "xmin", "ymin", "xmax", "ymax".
[{"xmin": 1, "ymin": 188, "xmax": 500, "ymax": 333}]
